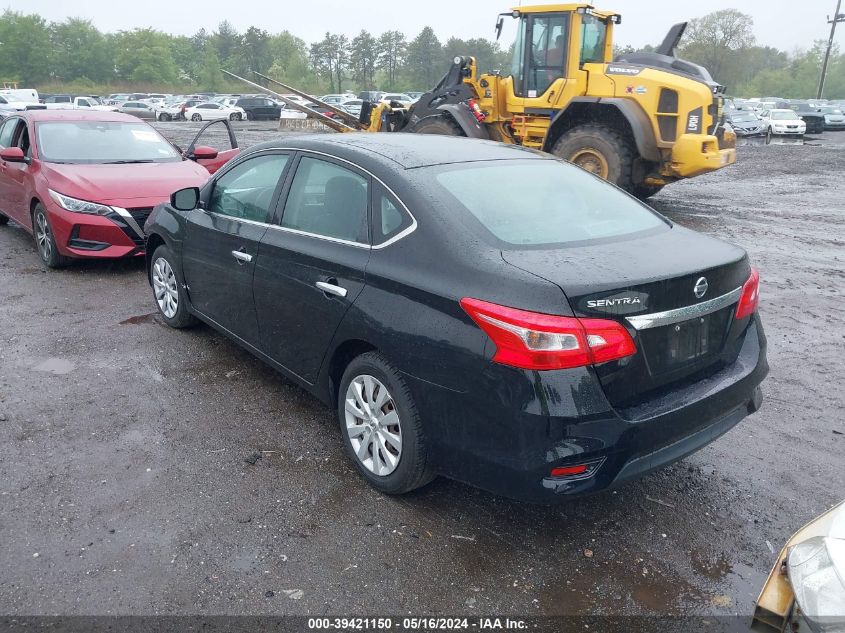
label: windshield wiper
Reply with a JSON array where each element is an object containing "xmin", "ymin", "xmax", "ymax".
[{"xmin": 102, "ymin": 159, "xmax": 157, "ymax": 164}]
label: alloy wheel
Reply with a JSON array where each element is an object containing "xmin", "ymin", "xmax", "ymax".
[
  {"xmin": 344, "ymin": 375, "xmax": 402, "ymax": 476},
  {"xmin": 152, "ymin": 257, "xmax": 179, "ymax": 318},
  {"xmin": 34, "ymin": 210, "xmax": 52, "ymax": 262}
]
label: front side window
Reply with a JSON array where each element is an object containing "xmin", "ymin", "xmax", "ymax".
[
  {"xmin": 281, "ymin": 157, "xmax": 369, "ymax": 244},
  {"xmin": 209, "ymin": 153, "xmax": 290, "ymax": 223},
  {"xmin": 430, "ymin": 159, "xmax": 667, "ymax": 247},
  {"xmin": 0, "ymin": 118, "xmax": 18, "ymax": 147}
]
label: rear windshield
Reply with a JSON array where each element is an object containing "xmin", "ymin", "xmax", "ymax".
[
  {"xmin": 429, "ymin": 159, "xmax": 668, "ymax": 247},
  {"xmin": 36, "ymin": 121, "xmax": 181, "ymax": 164}
]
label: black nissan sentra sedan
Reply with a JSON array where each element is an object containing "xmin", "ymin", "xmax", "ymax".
[{"xmin": 144, "ymin": 134, "xmax": 768, "ymax": 502}]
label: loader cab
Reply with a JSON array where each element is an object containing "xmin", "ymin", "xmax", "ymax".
[{"xmin": 504, "ymin": 5, "xmax": 617, "ymax": 102}]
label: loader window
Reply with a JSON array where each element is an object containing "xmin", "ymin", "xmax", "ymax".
[
  {"xmin": 511, "ymin": 14, "xmax": 570, "ymax": 98},
  {"xmin": 580, "ymin": 15, "xmax": 607, "ymax": 64}
]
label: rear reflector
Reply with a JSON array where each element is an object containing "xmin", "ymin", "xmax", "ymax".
[
  {"xmin": 460, "ymin": 297, "xmax": 636, "ymax": 370},
  {"xmin": 735, "ymin": 267, "xmax": 759, "ymax": 320},
  {"xmin": 550, "ymin": 464, "xmax": 588, "ymax": 477}
]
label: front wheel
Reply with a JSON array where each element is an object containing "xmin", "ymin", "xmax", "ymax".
[
  {"xmin": 338, "ymin": 352, "xmax": 434, "ymax": 495},
  {"xmin": 551, "ymin": 124, "xmax": 635, "ymax": 191},
  {"xmin": 191, "ymin": 114, "xmax": 202, "ymax": 122},
  {"xmin": 150, "ymin": 245, "xmax": 196, "ymax": 328},
  {"xmin": 409, "ymin": 115, "xmax": 464, "ymax": 136},
  {"xmin": 230, "ymin": 112, "xmax": 241, "ymax": 121},
  {"xmin": 33, "ymin": 203, "xmax": 71, "ymax": 268}
]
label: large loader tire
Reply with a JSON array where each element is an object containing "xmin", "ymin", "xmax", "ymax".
[
  {"xmin": 632, "ymin": 184, "xmax": 665, "ymax": 200},
  {"xmin": 409, "ymin": 115, "xmax": 465, "ymax": 137},
  {"xmin": 551, "ymin": 124, "xmax": 635, "ymax": 192}
]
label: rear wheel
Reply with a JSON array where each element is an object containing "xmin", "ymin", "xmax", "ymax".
[
  {"xmin": 338, "ymin": 352, "xmax": 434, "ymax": 495},
  {"xmin": 551, "ymin": 124, "xmax": 635, "ymax": 192},
  {"xmin": 409, "ymin": 115, "xmax": 465, "ymax": 137},
  {"xmin": 32, "ymin": 203, "xmax": 71, "ymax": 268},
  {"xmin": 158, "ymin": 113, "xmax": 171, "ymax": 122}
]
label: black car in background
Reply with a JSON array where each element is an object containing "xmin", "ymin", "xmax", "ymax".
[
  {"xmin": 235, "ymin": 96, "xmax": 282, "ymax": 120},
  {"xmin": 143, "ymin": 134, "xmax": 768, "ymax": 502},
  {"xmin": 727, "ymin": 111, "xmax": 765, "ymax": 136}
]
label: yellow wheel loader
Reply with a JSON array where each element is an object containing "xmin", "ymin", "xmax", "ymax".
[{"xmin": 226, "ymin": 3, "xmax": 737, "ymax": 198}]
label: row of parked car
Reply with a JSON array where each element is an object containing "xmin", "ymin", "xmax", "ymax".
[{"xmin": 725, "ymin": 97, "xmax": 845, "ymax": 139}]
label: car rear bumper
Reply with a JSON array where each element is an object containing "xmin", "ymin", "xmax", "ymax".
[
  {"xmin": 405, "ymin": 314, "xmax": 768, "ymax": 503},
  {"xmin": 47, "ymin": 201, "xmax": 145, "ymax": 259}
]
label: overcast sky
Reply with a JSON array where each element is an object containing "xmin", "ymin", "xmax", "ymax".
[{"xmin": 7, "ymin": 0, "xmax": 839, "ymax": 52}]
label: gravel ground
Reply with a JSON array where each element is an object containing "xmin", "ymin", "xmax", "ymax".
[{"xmin": 0, "ymin": 122, "xmax": 843, "ymax": 621}]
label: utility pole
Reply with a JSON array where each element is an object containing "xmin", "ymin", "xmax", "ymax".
[{"xmin": 818, "ymin": 0, "xmax": 845, "ymax": 99}]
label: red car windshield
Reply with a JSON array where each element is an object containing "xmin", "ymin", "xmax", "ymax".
[{"xmin": 35, "ymin": 121, "xmax": 181, "ymax": 164}]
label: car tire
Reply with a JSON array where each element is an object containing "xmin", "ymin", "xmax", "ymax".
[
  {"xmin": 32, "ymin": 203, "xmax": 71, "ymax": 268},
  {"xmin": 159, "ymin": 113, "xmax": 171, "ymax": 122},
  {"xmin": 551, "ymin": 124, "xmax": 635, "ymax": 191},
  {"xmin": 244, "ymin": 111, "xmax": 252, "ymax": 121},
  {"xmin": 150, "ymin": 245, "xmax": 196, "ymax": 329},
  {"xmin": 632, "ymin": 184, "xmax": 664, "ymax": 200},
  {"xmin": 338, "ymin": 352, "xmax": 434, "ymax": 495},
  {"xmin": 409, "ymin": 115, "xmax": 465, "ymax": 137},
  {"xmin": 229, "ymin": 113, "xmax": 239, "ymax": 121},
  {"xmin": 0, "ymin": 212, "xmax": 9, "ymax": 226},
  {"xmin": 191, "ymin": 114, "xmax": 202, "ymax": 122}
]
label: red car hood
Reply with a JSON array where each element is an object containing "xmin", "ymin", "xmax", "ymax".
[{"xmin": 40, "ymin": 160, "xmax": 211, "ymax": 208}]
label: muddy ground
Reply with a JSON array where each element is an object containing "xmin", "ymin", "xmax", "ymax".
[{"xmin": 1, "ymin": 121, "xmax": 843, "ymax": 624}]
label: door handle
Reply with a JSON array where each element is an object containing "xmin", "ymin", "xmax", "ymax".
[
  {"xmin": 316, "ymin": 281, "xmax": 348, "ymax": 298},
  {"xmin": 231, "ymin": 249, "xmax": 252, "ymax": 264}
]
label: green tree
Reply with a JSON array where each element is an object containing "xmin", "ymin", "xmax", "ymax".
[
  {"xmin": 377, "ymin": 30, "xmax": 407, "ymax": 89},
  {"xmin": 0, "ymin": 10, "xmax": 53, "ymax": 84},
  {"xmin": 50, "ymin": 18, "xmax": 113, "ymax": 83},
  {"xmin": 680, "ymin": 10, "xmax": 755, "ymax": 88},
  {"xmin": 113, "ymin": 29, "xmax": 179, "ymax": 85},
  {"xmin": 310, "ymin": 33, "xmax": 348, "ymax": 93},
  {"xmin": 267, "ymin": 31, "xmax": 314, "ymax": 89},
  {"xmin": 405, "ymin": 27, "xmax": 442, "ymax": 89},
  {"xmin": 199, "ymin": 47, "xmax": 225, "ymax": 91},
  {"xmin": 349, "ymin": 30, "xmax": 378, "ymax": 90}
]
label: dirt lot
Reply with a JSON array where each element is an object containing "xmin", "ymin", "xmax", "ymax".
[{"xmin": 1, "ymin": 122, "xmax": 843, "ymax": 622}]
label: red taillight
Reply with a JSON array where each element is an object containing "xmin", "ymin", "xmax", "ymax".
[
  {"xmin": 460, "ymin": 297, "xmax": 636, "ymax": 370},
  {"xmin": 735, "ymin": 267, "xmax": 759, "ymax": 320}
]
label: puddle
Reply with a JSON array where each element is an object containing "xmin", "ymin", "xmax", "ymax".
[
  {"xmin": 690, "ymin": 549, "xmax": 733, "ymax": 580},
  {"xmin": 33, "ymin": 358, "xmax": 75, "ymax": 375},
  {"xmin": 120, "ymin": 313, "xmax": 157, "ymax": 325}
]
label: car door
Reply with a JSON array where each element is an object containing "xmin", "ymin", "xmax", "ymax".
[
  {"xmin": 253, "ymin": 154, "xmax": 371, "ymax": 383},
  {"xmin": 184, "ymin": 119, "xmax": 240, "ymax": 174},
  {"xmin": 181, "ymin": 151, "xmax": 292, "ymax": 344},
  {"xmin": 0, "ymin": 117, "xmax": 28, "ymax": 222}
]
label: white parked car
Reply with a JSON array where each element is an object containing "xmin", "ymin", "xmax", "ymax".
[
  {"xmin": 0, "ymin": 93, "xmax": 43, "ymax": 111},
  {"xmin": 320, "ymin": 94, "xmax": 355, "ymax": 105},
  {"xmin": 381, "ymin": 93, "xmax": 414, "ymax": 107},
  {"xmin": 759, "ymin": 109, "xmax": 806, "ymax": 139},
  {"xmin": 340, "ymin": 99, "xmax": 363, "ymax": 117},
  {"xmin": 184, "ymin": 102, "xmax": 246, "ymax": 122},
  {"xmin": 820, "ymin": 106, "xmax": 845, "ymax": 130}
]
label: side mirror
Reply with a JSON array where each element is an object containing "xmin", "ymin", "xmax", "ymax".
[
  {"xmin": 170, "ymin": 187, "xmax": 200, "ymax": 211},
  {"xmin": 0, "ymin": 147, "xmax": 26, "ymax": 163},
  {"xmin": 494, "ymin": 16, "xmax": 504, "ymax": 41},
  {"xmin": 192, "ymin": 145, "xmax": 219, "ymax": 160}
]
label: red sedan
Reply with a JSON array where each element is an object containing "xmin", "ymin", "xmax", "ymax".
[{"xmin": 0, "ymin": 110, "xmax": 236, "ymax": 267}]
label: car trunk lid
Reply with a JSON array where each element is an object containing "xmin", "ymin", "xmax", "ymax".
[{"xmin": 501, "ymin": 226, "xmax": 752, "ymax": 410}]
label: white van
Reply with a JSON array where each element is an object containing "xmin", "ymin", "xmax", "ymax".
[{"xmin": 0, "ymin": 88, "xmax": 40, "ymax": 102}]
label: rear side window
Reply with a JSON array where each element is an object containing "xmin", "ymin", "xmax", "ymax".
[
  {"xmin": 372, "ymin": 183, "xmax": 413, "ymax": 245},
  {"xmin": 209, "ymin": 153, "xmax": 290, "ymax": 223},
  {"xmin": 430, "ymin": 159, "xmax": 667, "ymax": 247},
  {"xmin": 280, "ymin": 157, "xmax": 369, "ymax": 244}
]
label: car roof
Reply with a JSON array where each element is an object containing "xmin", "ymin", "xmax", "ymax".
[
  {"xmin": 248, "ymin": 133, "xmax": 546, "ymax": 169},
  {"xmin": 15, "ymin": 110, "xmax": 143, "ymax": 123}
]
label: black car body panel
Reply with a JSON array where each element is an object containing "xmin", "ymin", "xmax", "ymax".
[{"xmin": 145, "ymin": 134, "xmax": 768, "ymax": 502}]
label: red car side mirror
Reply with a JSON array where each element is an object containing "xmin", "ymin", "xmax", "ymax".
[
  {"xmin": 0, "ymin": 147, "xmax": 26, "ymax": 163},
  {"xmin": 192, "ymin": 146, "xmax": 219, "ymax": 160}
]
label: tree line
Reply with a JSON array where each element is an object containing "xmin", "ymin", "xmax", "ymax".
[{"xmin": 0, "ymin": 8, "xmax": 842, "ymax": 98}]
